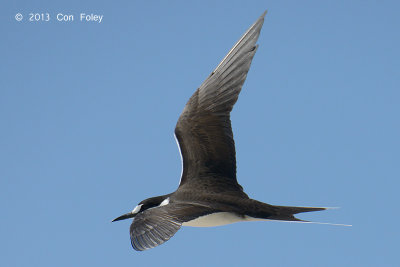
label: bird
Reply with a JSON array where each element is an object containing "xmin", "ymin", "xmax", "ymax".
[{"xmin": 112, "ymin": 11, "xmax": 335, "ymax": 251}]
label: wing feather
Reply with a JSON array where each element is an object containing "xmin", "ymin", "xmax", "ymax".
[
  {"xmin": 130, "ymin": 203, "xmax": 216, "ymax": 251},
  {"xmin": 175, "ymin": 12, "xmax": 266, "ymax": 187}
]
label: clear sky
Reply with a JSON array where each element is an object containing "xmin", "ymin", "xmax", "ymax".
[{"xmin": 1, "ymin": 1, "xmax": 399, "ymax": 266}]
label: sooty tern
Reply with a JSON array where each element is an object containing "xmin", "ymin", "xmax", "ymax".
[{"xmin": 112, "ymin": 11, "xmax": 340, "ymax": 251}]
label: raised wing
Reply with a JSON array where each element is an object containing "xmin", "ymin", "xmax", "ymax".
[
  {"xmin": 130, "ymin": 203, "xmax": 215, "ymax": 251},
  {"xmin": 175, "ymin": 11, "xmax": 266, "ymax": 188}
]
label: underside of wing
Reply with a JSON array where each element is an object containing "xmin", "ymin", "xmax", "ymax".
[
  {"xmin": 130, "ymin": 203, "xmax": 216, "ymax": 251},
  {"xmin": 175, "ymin": 11, "xmax": 266, "ymax": 188}
]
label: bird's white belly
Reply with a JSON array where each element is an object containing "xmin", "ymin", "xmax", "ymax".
[{"xmin": 182, "ymin": 212, "xmax": 263, "ymax": 227}]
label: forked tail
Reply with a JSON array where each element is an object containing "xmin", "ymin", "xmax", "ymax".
[{"xmin": 269, "ymin": 205, "xmax": 351, "ymax": 226}]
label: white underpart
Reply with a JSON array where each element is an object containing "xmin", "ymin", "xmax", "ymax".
[
  {"xmin": 131, "ymin": 204, "xmax": 143, "ymax": 214},
  {"xmin": 160, "ymin": 197, "xmax": 170, "ymax": 206},
  {"xmin": 181, "ymin": 212, "xmax": 352, "ymax": 227},
  {"xmin": 174, "ymin": 134, "xmax": 184, "ymax": 185},
  {"xmin": 182, "ymin": 212, "xmax": 266, "ymax": 227}
]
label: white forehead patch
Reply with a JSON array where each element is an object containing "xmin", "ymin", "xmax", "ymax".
[
  {"xmin": 131, "ymin": 204, "xmax": 143, "ymax": 214},
  {"xmin": 159, "ymin": 197, "xmax": 170, "ymax": 207}
]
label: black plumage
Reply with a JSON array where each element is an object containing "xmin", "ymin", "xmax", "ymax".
[{"xmin": 113, "ymin": 11, "xmax": 330, "ymax": 251}]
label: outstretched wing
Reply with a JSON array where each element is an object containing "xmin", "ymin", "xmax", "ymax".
[
  {"xmin": 130, "ymin": 203, "xmax": 215, "ymax": 251},
  {"xmin": 175, "ymin": 11, "xmax": 266, "ymax": 188}
]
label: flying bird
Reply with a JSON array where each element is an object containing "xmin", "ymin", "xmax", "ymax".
[{"xmin": 112, "ymin": 11, "xmax": 333, "ymax": 251}]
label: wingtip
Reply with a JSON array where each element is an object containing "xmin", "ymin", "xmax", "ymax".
[
  {"xmin": 261, "ymin": 10, "xmax": 268, "ymax": 18},
  {"xmin": 255, "ymin": 10, "xmax": 267, "ymax": 25}
]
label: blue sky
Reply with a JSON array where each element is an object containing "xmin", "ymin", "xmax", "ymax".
[{"xmin": 1, "ymin": 1, "xmax": 399, "ymax": 266}]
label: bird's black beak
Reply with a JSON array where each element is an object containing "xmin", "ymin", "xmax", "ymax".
[{"xmin": 112, "ymin": 212, "xmax": 136, "ymax": 222}]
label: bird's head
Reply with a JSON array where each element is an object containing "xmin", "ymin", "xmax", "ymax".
[{"xmin": 112, "ymin": 194, "xmax": 171, "ymax": 222}]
